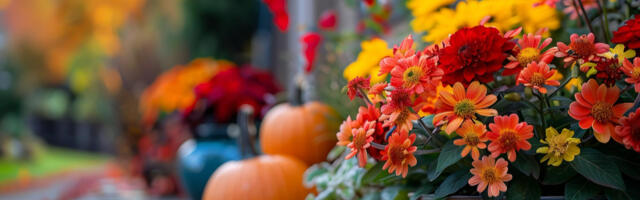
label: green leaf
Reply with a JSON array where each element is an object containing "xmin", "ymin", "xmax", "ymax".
[
  {"xmin": 362, "ymin": 162, "xmax": 390, "ymax": 184},
  {"xmin": 304, "ymin": 164, "xmax": 329, "ymax": 184},
  {"xmin": 362, "ymin": 192, "xmax": 381, "ymax": 200},
  {"xmin": 410, "ymin": 184, "xmax": 434, "ymax": 200},
  {"xmin": 605, "ymin": 188, "xmax": 632, "ymax": 200},
  {"xmin": 570, "ymin": 148, "xmax": 626, "ymax": 190},
  {"xmin": 511, "ymin": 153, "xmax": 540, "ymax": 179},
  {"xmin": 381, "ymin": 186, "xmax": 401, "ymax": 200},
  {"xmin": 507, "ymin": 173, "xmax": 541, "ymax": 200},
  {"xmin": 433, "ymin": 170, "xmax": 472, "ymax": 199},
  {"xmin": 419, "ymin": 115, "xmax": 435, "ymax": 129},
  {"xmin": 434, "ymin": 140, "xmax": 464, "ymax": 178},
  {"xmin": 609, "ymin": 155, "xmax": 640, "ymax": 181},
  {"xmin": 565, "ymin": 176, "xmax": 600, "ymax": 200},
  {"xmin": 427, "ymin": 159, "xmax": 443, "ymax": 181},
  {"xmin": 327, "ymin": 146, "xmax": 345, "ymax": 161},
  {"xmin": 542, "ymin": 163, "xmax": 577, "ymax": 185}
]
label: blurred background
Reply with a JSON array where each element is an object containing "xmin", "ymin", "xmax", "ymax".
[{"xmin": 0, "ymin": 0, "xmax": 412, "ymax": 199}]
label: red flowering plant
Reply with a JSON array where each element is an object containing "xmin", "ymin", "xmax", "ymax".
[
  {"xmin": 182, "ymin": 66, "xmax": 281, "ymax": 129},
  {"xmin": 305, "ymin": 7, "xmax": 640, "ymax": 199}
]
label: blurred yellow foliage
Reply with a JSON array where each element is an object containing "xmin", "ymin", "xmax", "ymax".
[
  {"xmin": 408, "ymin": 0, "xmax": 560, "ymax": 44},
  {"xmin": 3, "ymin": 0, "xmax": 145, "ymax": 82},
  {"xmin": 343, "ymin": 38, "xmax": 392, "ymax": 83}
]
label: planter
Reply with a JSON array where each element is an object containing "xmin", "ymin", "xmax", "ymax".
[{"xmin": 176, "ymin": 123, "xmax": 242, "ymax": 200}]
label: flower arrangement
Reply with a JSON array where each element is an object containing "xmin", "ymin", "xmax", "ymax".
[{"xmin": 306, "ymin": 1, "xmax": 640, "ymax": 199}]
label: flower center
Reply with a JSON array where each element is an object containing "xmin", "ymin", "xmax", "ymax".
[
  {"xmin": 394, "ymin": 109, "xmax": 411, "ymax": 124},
  {"xmin": 517, "ymin": 47, "xmax": 540, "ymax": 66},
  {"xmin": 569, "ymin": 38, "xmax": 596, "ymax": 58},
  {"xmin": 481, "ymin": 168, "xmax": 498, "ymax": 183},
  {"xmin": 464, "ymin": 133, "xmax": 481, "ymax": 146},
  {"xmin": 632, "ymin": 68, "xmax": 640, "ymax": 78},
  {"xmin": 388, "ymin": 146, "xmax": 407, "ymax": 165},
  {"xmin": 454, "ymin": 99, "xmax": 476, "ymax": 118},
  {"xmin": 591, "ymin": 101, "xmax": 613, "ymax": 122},
  {"xmin": 530, "ymin": 72, "xmax": 546, "ymax": 86},
  {"xmin": 352, "ymin": 129, "xmax": 369, "ymax": 149},
  {"xmin": 549, "ymin": 139, "xmax": 569, "ymax": 156},
  {"xmin": 403, "ymin": 66, "xmax": 424, "ymax": 86},
  {"xmin": 498, "ymin": 129, "xmax": 519, "ymax": 151}
]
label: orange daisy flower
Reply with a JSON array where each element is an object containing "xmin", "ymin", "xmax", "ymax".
[
  {"xmin": 379, "ymin": 35, "xmax": 416, "ymax": 75},
  {"xmin": 517, "ymin": 61, "xmax": 561, "ymax": 94},
  {"xmin": 434, "ymin": 81, "xmax": 498, "ymax": 134},
  {"xmin": 615, "ymin": 107, "xmax": 640, "ymax": 153},
  {"xmin": 468, "ymin": 156, "xmax": 512, "ymax": 197},
  {"xmin": 621, "ymin": 57, "xmax": 640, "ymax": 93},
  {"xmin": 344, "ymin": 121, "xmax": 376, "ymax": 167},
  {"xmin": 568, "ymin": 79, "xmax": 633, "ymax": 143},
  {"xmin": 454, "ymin": 120, "xmax": 489, "ymax": 160},
  {"xmin": 389, "ymin": 54, "xmax": 444, "ymax": 96},
  {"xmin": 380, "ymin": 88, "xmax": 420, "ymax": 132},
  {"xmin": 487, "ymin": 114, "xmax": 534, "ymax": 162},
  {"xmin": 381, "ymin": 130, "xmax": 418, "ymax": 178},
  {"xmin": 336, "ymin": 116, "xmax": 356, "ymax": 146},
  {"xmin": 504, "ymin": 31, "xmax": 557, "ymax": 76},
  {"xmin": 555, "ymin": 33, "xmax": 609, "ymax": 68}
]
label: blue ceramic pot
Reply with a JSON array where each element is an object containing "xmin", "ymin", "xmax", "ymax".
[{"xmin": 177, "ymin": 138, "xmax": 241, "ymax": 200}]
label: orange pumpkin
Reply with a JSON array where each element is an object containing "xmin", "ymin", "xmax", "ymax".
[
  {"xmin": 259, "ymin": 101, "xmax": 340, "ymax": 164},
  {"xmin": 202, "ymin": 155, "xmax": 310, "ymax": 200}
]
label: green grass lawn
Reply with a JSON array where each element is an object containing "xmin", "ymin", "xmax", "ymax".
[{"xmin": 0, "ymin": 147, "xmax": 111, "ymax": 183}]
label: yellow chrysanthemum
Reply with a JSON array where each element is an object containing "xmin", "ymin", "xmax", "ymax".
[
  {"xmin": 343, "ymin": 38, "xmax": 392, "ymax": 83},
  {"xmin": 536, "ymin": 127, "xmax": 581, "ymax": 166},
  {"xmin": 408, "ymin": 0, "xmax": 559, "ymax": 43}
]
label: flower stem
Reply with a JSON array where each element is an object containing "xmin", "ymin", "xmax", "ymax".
[
  {"xmin": 371, "ymin": 142, "xmax": 386, "ymax": 150},
  {"xmin": 533, "ymin": 92, "xmax": 548, "ymax": 130},
  {"xmin": 574, "ymin": 0, "xmax": 596, "ymax": 37},
  {"xmin": 597, "ymin": 0, "xmax": 612, "ymax": 42},
  {"xmin": 358, "ymin": 88, "xmax": 373, "ymax": 105},
  {"xmin": 414, "ymin": 148, "xmax": 441, "ymax": 155}
]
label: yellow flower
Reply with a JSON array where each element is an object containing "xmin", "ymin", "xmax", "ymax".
[
  {"xmin": 407, "ymin": 0, "xmax": 456, "ymax": 33},
  {"xmin": 536, "ymin": 127, "xmax": 581, "ymax": 166},
  {"xmin": 408, "ymin": 0, "xmax": 559, "ymax": 43},
  {"xmin": 343, "ymin": 38, "xmax": 392, "ymax": 83},
  {"xmin": 601, "ymin": 44, "xmax": 636, "ymax": 65}
]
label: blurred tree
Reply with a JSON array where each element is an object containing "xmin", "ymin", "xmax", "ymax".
[{"xmin": 183, "ymin": 0, "xmax": 259, "ymax": 63}]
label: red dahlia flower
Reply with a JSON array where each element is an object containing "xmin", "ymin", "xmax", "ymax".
[
  {"xmin": 594, "ymin": 58, "xmax": 623, "ymax": 87},
  {"xmin": 438, "ymin": 25, "xmax": 515, "ymax": 85},
  {"xmin": 301, "ymin": 32, "xmax": 322, "ymax": 73},
  {"xmin": 186, "ymin": 67, "xmax": 281, "ymax": 123},
  {"xmin": 615, "ymin": 107, "xmax": 640, "ymax": 153},
  {"xmin": 612, "ymin": 15, "xmax": 640, "ymax": 49}
]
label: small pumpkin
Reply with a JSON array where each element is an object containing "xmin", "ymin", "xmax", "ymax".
[
  {"xmin": 202, "ymin": 155, "xmax": 310, "ymax": 200},
  {"xmin": 259, "ymin": 101, "xmax": 339, "ymax": 164}
]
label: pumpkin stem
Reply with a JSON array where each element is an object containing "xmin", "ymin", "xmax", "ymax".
[
  {"xmin": 291, "ymin": 75, "xmax": 305, "ymax": 106},
  {"xmin": 237, "ymin": 104, "xmax": 258, "ymax": 157}
]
